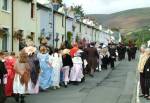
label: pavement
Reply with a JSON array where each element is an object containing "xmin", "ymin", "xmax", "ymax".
[
  {"xmin": 132, "ymin": 54, "xmax": 150, "ymax": 103},
  {"xmin": 5, "ymin": 58, "xmax": 138, "ymax": 103}
]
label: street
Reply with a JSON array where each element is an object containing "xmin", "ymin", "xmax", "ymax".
[{"xmin": 5, "ymin": 57, "xmax": 138, "ymax": 103}]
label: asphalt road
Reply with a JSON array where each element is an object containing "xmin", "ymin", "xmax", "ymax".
[{"xmin": 5, "ymin": 58, "xmax": 138, "ymax": 103}]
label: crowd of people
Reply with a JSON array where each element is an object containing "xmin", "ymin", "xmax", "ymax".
[
  {"xmin": 0, "ymin": 39, "xmax": 138, "ymax": 103},
  {"xmin": 138, "ymin": 45, "xmax": 150, "ymax": 100}
]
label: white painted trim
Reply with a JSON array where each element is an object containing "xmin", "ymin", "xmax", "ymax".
[{"xmin": 1, "ymin": 9, "xmax": 11, "ymax": 14}]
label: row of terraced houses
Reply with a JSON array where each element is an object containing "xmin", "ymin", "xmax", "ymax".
[{"xmin": 0, "ymin": 0, "xmax": 121, "ymax": 52}]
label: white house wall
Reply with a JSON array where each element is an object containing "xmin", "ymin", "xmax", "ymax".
[
  {"xmin": 37, "ymin": 7, "xmax": 53, "ymax": 46},
  {"xmin": 80, "ymin": 24, "xmax": 86, "ymax": 39},
  {"xmin": 0, "ymin": 0, "xmax": 12, "ymax": 52},
  {"xmin": 54, "ymin": 13, "xmax": 65, "ymax": 48},
  {"xmin": 75, "ymin": 22, "xmax": 81, "ymax": 37},
  {"xmin": 13, "ymin": 0, "xmax": 37, "ymax": 52}
]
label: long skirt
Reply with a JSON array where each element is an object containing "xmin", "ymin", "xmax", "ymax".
[
  {"xmin": 28, "ymin": 79, "xmax": 39, "ymax": 94},
  {"xmin": 5, "ymin": 75, "xmax": 14, "ymax": 96},
  {"xmin": 70, "ymin": 64, "xmax": 83, "ymax": 82},
  {"xmin": 13, "ymin": 74, "xmax": 26, "ymax": 94},
  {"xmin": 39, "ymin": 70, "xmax": 52, "ymax": 90},
  {"xmin": 61, "ymin": 66, "xmax": 70, "ymax": 82},
  {"xmin": 51, "ymin": 69, "xmax": 60, "ymax": 87}
]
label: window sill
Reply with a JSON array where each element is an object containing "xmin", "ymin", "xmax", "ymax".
[{"xmin": 1, "ymin": 10, "xmax": 11, "ymax": 14}]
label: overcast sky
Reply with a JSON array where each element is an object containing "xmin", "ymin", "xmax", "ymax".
[{"xmin": 38, "ymin": 0, "xmax": 150, "ymax": 14}]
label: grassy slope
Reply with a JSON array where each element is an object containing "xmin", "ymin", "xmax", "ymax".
[{"xmin": 87, "ymin": 7, "xmax": 150, "ymax": 34}]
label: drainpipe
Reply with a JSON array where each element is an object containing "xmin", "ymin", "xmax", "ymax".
[
  {"xmin": 49, "ymin": 1, "xmax": 54, "ymax": 47},
  {"xmin": 64, "ymin": 7, "xmax": 67, "ymax": 41},
  {"xmin": 11, "ymin": 0, "xmax": 14, "ymax": 51},
  {"xmin": 53, "ymin": 10, "xmax": 54, "ymax": 47}
]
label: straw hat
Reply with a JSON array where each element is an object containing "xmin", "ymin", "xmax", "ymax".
[
  {"xmin": 24, "ymin": 46, "xmax": 37, "ymax": 55},
  {"xmin": 40, "ymin": 46, "xmax": 47, "ymax": 54},
  {"xmin": 62, "ymin": 49, "xmax": 70, "ymax": 55}
]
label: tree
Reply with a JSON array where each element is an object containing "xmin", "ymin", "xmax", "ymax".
[
  {"xmin": 73, "ymin": 5, "xmax": 84, "ymax": 17},
  {"xmin": 123, "ymin": 26, "xmax": 150, "ymax": 47}
]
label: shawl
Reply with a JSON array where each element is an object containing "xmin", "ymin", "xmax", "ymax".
[
  {"xmin": 138, "ymin": 53, "xmax": 150, "ymax": 73},
  {"xmin": 70, "ymin": 47, "xmax": 79, "ymax": 58}
]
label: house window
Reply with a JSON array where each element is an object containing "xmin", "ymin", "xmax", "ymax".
[
  {"xmin": 31, "ymin": 3, "xmax": 35, "ymax": 18},
  {"xmin": 2, "ymin": 0, "xmax": 8, "ymax": 11},
  {"xmin": 2, "ymin": 28, "xmax": 9, "ymax": 52}
]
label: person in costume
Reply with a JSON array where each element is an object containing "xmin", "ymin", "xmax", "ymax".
[
  {"xmin": 37, "ymin": 46, "xmax": 53, "ymax": 90},
  {"xmin": 51, "ymin": 48, "xmax": 63, "ymax": 89},
  {"xmin": 13, "ymin": 50, "xmax": 31, "ymax": 103},
  {"xmin": 4, "ymin": 52, "xmax": 16, "ymax": 97},
  {"xmin": 70, "ymin": 50, "xmax": 84, "ymax": 85},
  {"xmin": 61, "ymin": 49, "xmax": 73, "ymax": 87},
  {"xmin": 24, "ymin": 46, "xmax": 40, "ymax": 94}
]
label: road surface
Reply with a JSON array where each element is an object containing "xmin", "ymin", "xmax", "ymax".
[{"xmin": 6, "ymin": 58, "xmax": 138, "ymax": 103}]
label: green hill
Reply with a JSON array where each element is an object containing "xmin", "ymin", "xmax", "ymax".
[{"xmin": 87, "ymin": 7, "xmax": 150, "ymax": 34}]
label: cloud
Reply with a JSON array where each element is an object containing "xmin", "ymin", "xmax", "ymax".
[
  {"xmin": 63, "ymin": 0, "xmax": 150, "ymax": 14},
  {"xmin": 38, "ymin": 0, "xmax": 150, "ymax": 14}
]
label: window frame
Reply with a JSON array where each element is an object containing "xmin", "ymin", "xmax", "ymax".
[{"xmin": 1, "ymin": 0, "xmax": 11, "ymax": 13}]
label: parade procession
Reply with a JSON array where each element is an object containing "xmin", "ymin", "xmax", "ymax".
[{"xmin": 0, "ymin": 0, "xmax": 150, "ymax": 103}]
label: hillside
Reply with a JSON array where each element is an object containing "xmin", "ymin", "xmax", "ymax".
[{"xmin": 87, "ymin": 7, "xmax": 150, "ymax": 34}]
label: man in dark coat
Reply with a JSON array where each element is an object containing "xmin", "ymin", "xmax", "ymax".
[
  {"xmin": 85, "ymin": 42, "xmax": 99, "ymax": 77},
  {"xmin": 122, "ymin": 44, "xmax": 127, "ymax": 60},
  {"xmin": 131, "ymin": 45, "xmax": 137, "ymax": 60},
  {"xmin": 117, "ymin": 43, "xmax": 123, "ymax": 61},
  {"xmin": 127, "ymin": 45, "xmax": 132, "ymax": 61},
  {"xmin": 108, "ymin": 44, "xmax": 117, "ymax": 69}
]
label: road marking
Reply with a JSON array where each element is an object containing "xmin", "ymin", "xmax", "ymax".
[{"xmin": 136, "ymin": 81, "xmax": 140, "ymax": 103}]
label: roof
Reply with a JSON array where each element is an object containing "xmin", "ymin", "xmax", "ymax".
[{"xmin": 37, "ymin": 3, "xmax": 52, "ymax": 11}]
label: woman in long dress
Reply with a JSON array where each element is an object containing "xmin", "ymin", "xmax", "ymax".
[
  {"xmin": 62, "ymin": 49, "xmax": 73, "ymax": 88},
  {"xmin": 37, "ymin": 46, "xmax": 53, "ymax": 90},
  {"xmin": 51, "ymin": 48, "xmax": 63, "ymax": 89},
  {"xmin": 13, "ymin": 51, "xmax": 31, "ymax": 103},
  {"xmin": 27, "ymin": 50, "xmax": 40, "ymax": 94},
  {"xmin": 4, "ymin": 52, "xmax": 16, "ymax": 96},
  {"xmin": 70, "ymin": 50, "xmax": 84, "ymax": 85}
]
